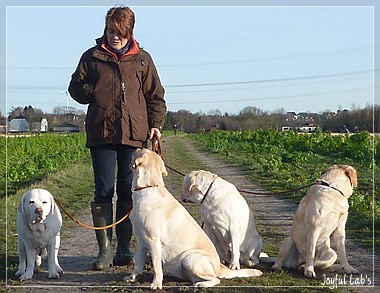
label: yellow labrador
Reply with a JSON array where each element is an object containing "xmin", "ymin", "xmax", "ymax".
[
  {"xmin": 124, "ymin": 149, "xmax": 262, "ymax": 289},
  {"xmin": 182, "ymin": 170, "xmax": 263, "ymax": 269},
  {"xmin": 272, "ymin": 165, "xmax": 359, "ymax": 278},
  {"xmin": 15, "ymin": 189, "xmax": 63, "ymax": 280}
]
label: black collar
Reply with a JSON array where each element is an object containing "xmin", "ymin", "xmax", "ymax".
[
  {"xmin": 200, "ymin": 176, "xmax": 218, "ymax": 204},
  {"xmin": 317, "ymin": 180, "xmax": 345, "ymax": 197}
]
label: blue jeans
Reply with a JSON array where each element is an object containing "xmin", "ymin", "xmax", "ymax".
[{"xmin": 90, "ymin": 144, "xmax": 137, "ymax": 204}]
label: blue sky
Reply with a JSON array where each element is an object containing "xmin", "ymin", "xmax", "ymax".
[{"xmin": 3, "ymin": 0, "xmax": 379, "ymax": 116}]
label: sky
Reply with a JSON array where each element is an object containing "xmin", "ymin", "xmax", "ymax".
[{"xmin": 3, "ymin": 0, "xmax": 379, "ymax": 116}]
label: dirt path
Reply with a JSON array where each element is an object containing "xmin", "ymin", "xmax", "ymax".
[
  {"xmin": 5, "ymin": 135, "xmax": 378, "ymax": 292},
  {"xmin": 182, "ymin": 137, "xmax": 378, "ymax": 287}
]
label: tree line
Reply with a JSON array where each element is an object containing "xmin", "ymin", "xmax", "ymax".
[
  {"xmin": 165, "ymin": 105, "xmax": 378, "ymax": 133},
  {"xmin": 2, "ymin": 104, "xmax": 379, "ymax": 133}
]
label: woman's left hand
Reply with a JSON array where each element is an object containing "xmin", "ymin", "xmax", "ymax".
[{"xmin": 149, "ymin": 128, "xmax": 161, "ymax": 140}]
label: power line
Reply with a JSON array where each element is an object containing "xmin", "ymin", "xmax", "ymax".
[
  {"xmin": 167, "ymin": 86, "xmax": 373, "ymax": 105},
  {"xmin": 165, "ymin": 70, "xmax": 372, "ymax": 88},
  {"xmin": 7, "ymin": 69, "xmax": 374, "ymax": 93}
]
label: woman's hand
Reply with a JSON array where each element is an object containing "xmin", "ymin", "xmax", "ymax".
[{"xmin": 149, "ymin": 128, "xmax": 161, "ymax": 140}]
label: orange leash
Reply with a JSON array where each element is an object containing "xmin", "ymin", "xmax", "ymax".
[
  {"xmin": 151, "ymin": 135, "xmax": 164, "ymax": 160},
  {"xmin": 53, "ymin": 137, "xmax": 170, "ymax": 230},
  {"xmin": 54, "ymin": 196, "xmax": 132, "ymax": 230}
]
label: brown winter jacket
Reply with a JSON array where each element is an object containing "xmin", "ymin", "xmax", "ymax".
[{"xmin": 68, "ymin": 37, "xmax": 166, "ymax": 148}]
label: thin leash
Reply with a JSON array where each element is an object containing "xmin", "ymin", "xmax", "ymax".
[
  {"xmin": 55, "ymin": 136, "xmax": 163, "ymax": 230},
  {"xmin": 53, "ymin": 196, "xmax": 132, "ymax": 230},
  {"xmin": 152, "ymin": 136, "xmax": 324, "ymax": 196},
  {"xmin": 58, "ymin": 138, "xmax": 337, "ymax": 230}
]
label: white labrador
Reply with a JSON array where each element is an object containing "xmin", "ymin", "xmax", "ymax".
[
  {"xmin": 15, "ymin": 189, "xmax": 63, "ymax": 280},
  {"xmin": 182, "ymin": 170, "xmax": 263, "ymax": 270},
  {"xmin": 124, "ymin": 149, "xmax": 262, "ymax": 289},
  {"xmin": 272, "ymin": 165, "xmax": 359, "ymax": 278}
]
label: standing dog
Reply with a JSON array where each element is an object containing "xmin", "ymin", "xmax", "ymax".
[
  {"xmin": 15, "ymin": 189, "xmax": 63, "ymax": 280},
  {"xmin": 272, "ymin": 165, "xmax": 359, "ymax": 277},
  {"xmin": 182, "ymin": 170, "xmax": 263, "ymax": 269},
  {"xmin": 124, "ymin": 149, "xmax": 262, "ymax": 289}
]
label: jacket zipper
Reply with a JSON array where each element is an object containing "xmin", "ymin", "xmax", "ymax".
[{"xmin": 121, "ymin": 82, "xmax": 126, "ymax": 102}]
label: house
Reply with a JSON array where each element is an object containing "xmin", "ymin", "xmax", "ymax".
[
  {"xmin": 53, "ymin": 122, "xmax": 80, "ymax": 133},
  {"xmin": 198, "ymin": 123, "xmax": 220, "ymax": 133},
  {"xmin": 31, "ymin": 118, "xmax": 48, "ymax": 133},
  {"xmin": 9, "ymin": 116, "xmax": 29, "ymax": 133}
]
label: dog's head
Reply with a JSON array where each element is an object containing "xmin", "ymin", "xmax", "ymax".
[
  {"xmin": 320, "ymin": 165, "xmax": 358, "ymax": 197},
  {"xmin": 182, "ymin": 170, "xmax": 215, "ymax": 204},
  {"xmin": 19, "ymin": 189, "xmax": 55, "ymax": 224},
  {"xmin": 131, "ymin": 148, "xmax": 168, "ymax": 190}
]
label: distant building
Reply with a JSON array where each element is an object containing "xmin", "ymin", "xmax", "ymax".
[
  {"xmin": 198, "ymin": 123, "xmax": 220, "ymax": 133},
  {"xmin": 9, "ymin": 116, "xmax": 29, "ymax": 133},
  {"xmin": 31, "ymin": 118, "xmax": 48, "ymax": 133},
  {"xmin": 53, "ymin": 122, "xmax": 80, "ymax": 133}
]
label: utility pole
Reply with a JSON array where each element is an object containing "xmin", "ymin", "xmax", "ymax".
[{"xmin": 65, "ymin": 91, "xmax": 69, "ymax": 114}]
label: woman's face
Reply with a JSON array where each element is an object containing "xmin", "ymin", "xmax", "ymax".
[{"xmin": 106, "ymin": 28, "xmax": 129, "ymax": 51}]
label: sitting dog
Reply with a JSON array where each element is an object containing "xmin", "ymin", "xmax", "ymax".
[
  {"xmin": 272, "ymin": 165, "xmax": 359, "ymax": 277},
  {"xmin": 15, "ymin": 189, "xmax": 63, "ymax": 280},
  {"xmin": 124, "ymin": 149, "xmax": 262, "ymax": 289},
  {"xmin": 182, "ymin": 170, "xmax": 263, "ymax": 269}
]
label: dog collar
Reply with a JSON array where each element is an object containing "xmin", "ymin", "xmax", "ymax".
[
  {"xmin": 133, "ymin": 185, "xmax": 158, "ymax": 192},
  {"xmin": 200, "ymin": 176, "xmax": 218, "ymax": 204},
  {"xmin": 316, "ymin": 180, "xmax": 345, "ymax": 197}
]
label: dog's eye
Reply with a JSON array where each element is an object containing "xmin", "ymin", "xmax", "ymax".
[
  {"xmin": 42, "ymin": 201, "xmax": 48, "ymax": 204},
  {"xmin": 132, "ymin": 162, "xmax": 142, "ymax": 169},
  {"xmin": 29, "ymin": 201, "xmax": 34, "ymax": 204}
]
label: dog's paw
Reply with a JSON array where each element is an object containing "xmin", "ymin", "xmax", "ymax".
[
  {"xmin": 344, "ymin": 266, "xmax": 359, "ymax": 275},
  {"xmin": 123, "ymin": 275, "xmax": 136, "ymax": 283},
  {"xmin": 15, "ymin": 269, "xmax": 24, "ymax": 277},
  {"xmin": 18, "ymin": 272, "xmax": 33, "ymax": 281},
  {"xmin": 228, "ymin": 263, "xmax": 240, "ymax": 270},
  {"xmin": 48, "ymin": 270, "xmax": 60, "ymax": 279},
  {"xmin": 301, "ymin": 265, "xmax": 316, "ymax": 278},
  {"xmin": 150, "ymin": 281, "xmax": 162, "ymax": 290},
  {"xmin": 56, "ymin": 264, "xmax": 64, "ymax": 275}
]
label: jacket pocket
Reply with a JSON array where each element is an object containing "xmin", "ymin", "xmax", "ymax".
[
  {"xmin": 129, "ymin": 109, "xmax": 149, "ymax": 142},
  {"xmin": 86, "ymin": 104, "xmax": 112, "ymax": 141}
]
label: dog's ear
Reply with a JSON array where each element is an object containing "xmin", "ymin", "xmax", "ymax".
[
  {"xmin": 50, "ymin": 193, "xmax": 55, "ymax": 215},
  {"xmin": 183, "ymin": 173, "xmax": 195, "ymax": 194},
  {"xmin": 345, "ymin": 166, "xmax": 358, "ymax": 188},
  {"xmin": 160, "ymin": 157, "xmax": 168, "ymax": 177},
  {"xmin": 19, "ymin": 193, "xmax": 26, "ymax": 214}
]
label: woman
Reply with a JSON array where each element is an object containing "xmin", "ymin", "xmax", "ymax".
[{"xmin": 68, "ymin": 6, "xmax": 166, "ymax": 270}]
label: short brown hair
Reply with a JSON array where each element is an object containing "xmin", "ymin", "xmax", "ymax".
[{"xmin": 105, "ymin": 6, "xmax": 135, "ymax": 39}]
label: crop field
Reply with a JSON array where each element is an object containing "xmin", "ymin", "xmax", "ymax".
[
  {"xmin": 189, "ymin": 129, "xmax": 379, "ymax": 251},
  {"xmin": 0, "ymin": 130, "xmax": 378, "ymax": 291},
  {"xmin": 1, "ymin": 133, "xmax": 89, "ymax": 198}
]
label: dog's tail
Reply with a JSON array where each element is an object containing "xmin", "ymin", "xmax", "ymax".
[
  {"xmin": 218, "ymin": 263, "xmax": 262, "ymax": 279},
  {"xmin": 259, "ymin": 252, "xmax": 277, "ymax": 263}
]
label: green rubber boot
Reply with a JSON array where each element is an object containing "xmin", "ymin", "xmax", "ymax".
[
  {"xmin": 113, "ymin": 203, "xmax": 134, "ymax": 268},
  {"xmin": 91, "ymin": 202, "xmax": 113, "ymax": 270}
]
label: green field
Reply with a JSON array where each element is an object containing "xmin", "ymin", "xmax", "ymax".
[
  {"xmin": 0, "ymin": 130, "xmax": 377, "ymax": 291},
  {"xmin": 189, "ymin": 129, "xmax": 379, "ymax": 251}
]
